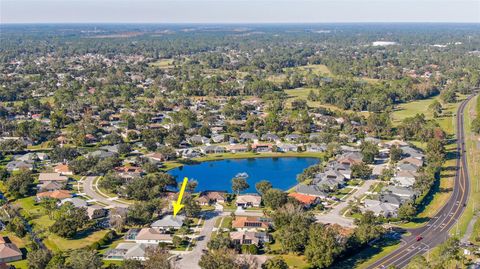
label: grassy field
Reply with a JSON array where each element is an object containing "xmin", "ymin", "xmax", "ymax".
[
  {"xmin": 44, "ymin": 230, "xmax": 109, "ymax": 252},
  {"xmin": 148, "ymin": 58, "xmax": 175, "ymax": 68},
  {"xmin": 453, "ymin": 95, "xmax": 480, "ymax": 239},
  {"xmin": 284, "ymin": 88, "xmax": 370, "ymax": 116},
  {"xmin": 14, "ymin": 197, "xmax": 109, "ymax": 253}
]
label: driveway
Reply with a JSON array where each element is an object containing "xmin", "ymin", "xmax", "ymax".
[
  {"xmin": 315, "ymin": 179, "xmax": 379, "ymax": 227},
  {"xmin": 80, "ymin": 176, "xmax": 130, "ymax": 208}
]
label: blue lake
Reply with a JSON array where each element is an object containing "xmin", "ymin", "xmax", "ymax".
[{"xmin": 168, "ymin": 157, "xmax": 320, "ymax": 193}]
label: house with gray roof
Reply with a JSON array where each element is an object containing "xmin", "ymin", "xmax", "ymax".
[
  {"xmin": 306, "ymin": 143, "xmax": 327, "ymax": 153},
  {"xmin": 6, "ymin": 160, "xmax": 33, "ymax": 171},
  {"xmin": 88, "ymin": 150, "xmax": 116, "ymax": 159},
  {"xmin": 211, "ymin": 134, "xmax": 226, "ymax": 143},
  {"xmin": 400, "ymin": 146, "xmax": 424, "ymax": 160},
  {"xmin": 261, "ymin": 133, "xmax": 280, "ymax": 142},
  {"xmin": 285, "ymin": 134, "xmax": 302, "ymax": 142},
  {"xmin": 201, "ymin": 145, "xmax": 225, "ymax": 154},
  {"xmin": 363, "ymin": 199, "xmax": 398, "ymax": 218},
  {"xmin": 151, "ymin": 215, "xmax": 185, "ymax": 230},
  {"xmin": 383, "ymin": 186, "xmax": 417, "ymax": 201},
  {"xmin": 60, "ymin": 197, "xmax": 88, "ymax": 208},
  {"xmin": 296, "ymin": 184, "xmax": 329, "ymax": 199},
  {"xmin": 239, "ymin": 132, "xmax": 258, "ymax": 142},
  {"xmin": 105, "ymin": 243, "xmax": 156, "ymax": 261}
]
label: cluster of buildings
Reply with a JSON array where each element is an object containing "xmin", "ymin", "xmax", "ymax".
[
  {"xmin": 362, "ymin": 140, "xmax": 425, "ymax": 218},
  {"xmin": 105, "ymin": 215, "xmax": 185, "ymax": 261},
  {"xmin": 293, "ymin": 148, "xmax": 363, "ymax": 201}
]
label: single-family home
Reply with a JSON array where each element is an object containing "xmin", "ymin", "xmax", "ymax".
[
  {"xmin": 6, "ymin": 160, "xmax": 33, "ymax": 171},
  {"xmin": 285, "ymin": 134, "xmax": 302, "ymax": 142},
  {"xmin": 36, "ymin": 190, "xmax": 72, "ymax": 200},
  {"xmin": 0, "ymin": 237, "xmax": 23, "ymax": 263},
  {"xmin": 230, "ymin": 231, "xmax": 271, "ymax": 246},
  {"xmin": 295, "ymin": 184, "xmax": 329, "ymax": 199},
  {"xmin": 202, "ymin": 145, "xmax": 226, "ymax": 154},
  {"xmin": 383, "ymin": 186, "xmax": 417, "ymax": 201},
  {"xmin": 363, "ymin": 199, "xmax": 398, "ymax": 218},
  {"xmin": 87, "ymin": 205, "xmax": 108, "ymax": 219},
  {"xmin": 105, "ymin": 243, "xmax": 155, "ymax": 261},
  {"xmin": 38, "ymin": 181, "xmax": 65, "ymax": 192},
  {"xmin": 150, "ymin": 215, "xmax": 185, "ymax": 231},
  {"xmin": 38, "ymin": 173, "xmax": 69, "ymax": 184},
  {"xmin": 239, "ymin": 132, "xmax": 258, "ymax": 142},
  {"xmin": 251, "ymin": 143, "xmax": 273, "ymax": 153},
  {"xmin": 236, "ymin": 194, "xmax": 262, "ymax": 208},
  {"xmin": 53, "ymin": 163, "xmax": 74, "ymax": 175},
  {"xmin": 225, "ymin": 144, "xmax": 249, "ymax": 153},
  {"xmin": 277, "ymin": 143, "xmax": 298, "ymax": 152},
  {"xmin": 261, "ymin": 133, "xmax": 280, "ymax": 142},
  {"xmin": 60, "ymin": 197, "xmax": 88, "ymax": 208},
  {"xmin": 306, "ymin": 143, "xmax": 327, "ymax": 153},
  {"xmin": 133, "ymin": 228, "xmax": 173, "ymax": 244},
  {"xmin": 288, "ymin": 193, "xmax": 321, "ymax": 208},
  {"xmin": 197, "ymin": 191, "xmax": 227, "ymax": 205},
  {"xmin": 232, "ymin": 216, "xmax": 271, "ymax": 231}
]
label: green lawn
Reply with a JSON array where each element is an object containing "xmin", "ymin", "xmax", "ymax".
[
  {"xmin": 453, "ymin": 95, "xmax": 480, "ymax": 239},
  {"xmin": 148, "ymin": 58, "xmax": 175, "ymax": 68},
  {"xmin": 44, "ymin": 230, "xmax": 109, "ymax": 252}
]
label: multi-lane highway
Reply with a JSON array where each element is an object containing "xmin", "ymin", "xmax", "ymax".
[{"xmin": 367, "ymin": 93, "xmax": 476, "ymax": 269}]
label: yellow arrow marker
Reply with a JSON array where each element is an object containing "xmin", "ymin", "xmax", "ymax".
[{"xmin": 172, "ymin": 177, "xmax": 188, "ymax": 217}]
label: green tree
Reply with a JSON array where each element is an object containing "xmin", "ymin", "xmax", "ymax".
[
  {"xmin": 27, "ymin": 249, "xmax": 52, "ymax": 269},
  {"xmin": 231, "ymin": 177, "xmax": 249, "ymax": 194},
  {"xmin": 261, "ymin": 257, "xmax": 289, "ymax": 269},
  {"xmin": 406, "ymin": 255, "xmax": 429, "ymax": 269},
  {"xmin": 6, "ymin": 169, "xmax": 34, "ymax": 198},
  {"xmin": 398, "ymin": 201, "xmax": 417, "ymax": 221},
  {"xmin": 390, "ymin": 145, "xmax": 403, "ymax": 163},
  {"xmin": 144, "ymin": 247, "xmax": 173, "ymax": 269},
  {"xmin": 305, "ymin": 224, "xmax": 346, "ymax": 268},
  {"xmin": 360, "ymin": 141, "xmax": 379, "ymax": 164},
  {"xmin": 429, "ymin": 100, "xmax": 442, "ymax": 118},
  {"xmin": 183, "ymin": 195, "xmax": 201, "ymax": 218},
  {"xmin": 207, "ymin": 233, "xmax": 232, "ymax": 250},
  {"xmin": 255, "ymin": 180, "xmax": 272, "ymax": 195},
  {"xmin": 263, "ymin": 189, "xmax": 288, "ymax": 209},
  {"xmin": 351, "ymin": 162, "xmax": 373, "ymax": 180},
  {"xmin": 66, "ymin": 249, "xmax": 102, "ymax": 269}
]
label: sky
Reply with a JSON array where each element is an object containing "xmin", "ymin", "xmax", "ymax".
[{"xmin": 1, "ymin": 0, "xmax": 479, "ymax": 24}]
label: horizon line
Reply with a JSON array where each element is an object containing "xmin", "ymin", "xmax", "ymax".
[{"xmin": 2, "ymin": 21, "xmax": 479, "ymax": 25}]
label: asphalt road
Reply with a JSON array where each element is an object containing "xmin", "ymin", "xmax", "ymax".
[
  {"xmin": 366, "ymin": 93, "xmax": 476, "ymax": 269},
  {"xmin": 82, "ymin": 176, "xmax": 130, "ymax": 208}
]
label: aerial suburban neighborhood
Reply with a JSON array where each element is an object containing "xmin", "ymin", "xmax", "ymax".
[{"xmin": 0, "ymin": 1, "xmax": 479, "ymax": 269}]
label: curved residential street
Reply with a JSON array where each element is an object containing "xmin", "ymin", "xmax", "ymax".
[
  {"xmin": 367, "ymin": 93, "xmax": 476, "ymax": 269},
  {"xmin": 81, "ymin": 176, "xmax": 130, "ymax": 208}
]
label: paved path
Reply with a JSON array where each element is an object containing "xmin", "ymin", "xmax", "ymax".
[
  {"xmin": 315, "ymin": 180, "xmax": 379, "ymax": 227},
  {"xmin": 177, "ymin": 211, "xmax": 221, "ymax": 269},
  {"xmin": 81, "ymin": 176, "xmax": 130, "ymax": 208}
]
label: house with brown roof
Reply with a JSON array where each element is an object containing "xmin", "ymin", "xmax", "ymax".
[
  {"xmin": 53, "ymin": 163, "xmax": 73, "ymax": 176},
  {"xmin": 197, "ymin": 191, "xmax": 227, "ymax": 205},
  {"xmin": 288, "ymin": 193, "xmax": 321, "ymax": 208},
  {"xmin": 232, "ymin": 216, "xmax": 271, "ymax": 231},
  {"xmin": 225, "ymin": 144, "xmax": 249, "ymax": 153},
  {"xmin": 133, "ymin": 228, "xmax": 173, "ymax": 244},
  {"xmin": 36, "ymin": 190, "xmax": 72, "ymax": 200},
  {"xmin": 38, "ymin": 173, "xmax": 69, "ymax": 184},
  {"xmin": 0, "ymin": 237, "xmax": 23, "ymax": 263}
]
